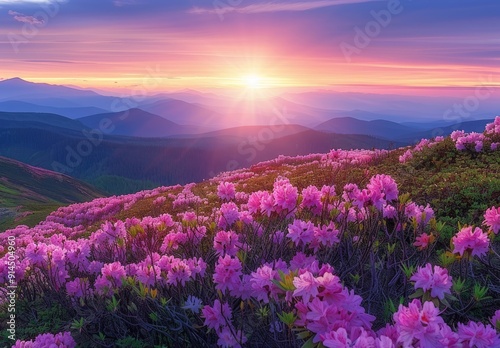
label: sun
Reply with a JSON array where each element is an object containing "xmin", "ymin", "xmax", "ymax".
[{"xmin": 242, "ymin": 74, "xmax": 263, "ymax": 89}]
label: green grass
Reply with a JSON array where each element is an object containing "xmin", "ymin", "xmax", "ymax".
[{"xmin": 0, "ymin": 156, "xmax": 103, "ymax": 231}]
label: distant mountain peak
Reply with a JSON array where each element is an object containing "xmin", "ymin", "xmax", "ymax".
[{"xmin": 2, "ymin": 77, "xmax": 29, "ymax": 84}]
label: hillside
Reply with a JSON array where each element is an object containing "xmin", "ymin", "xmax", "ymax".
[
  {"xmin": 0, "ymin": 100, "xmax": 108, "ymax": 119},
  {"xmin": 0, "ymin": 123, "xmax": 401, "ymax": 195},
  {"xmin": 139, "ymin": 99, "xmax": 224, "ymax": 126},
  {"xmin": 0, "ymin": 156, "xmax": 103, "ymax": 231},
  {"xmin": 1, "ymin": 117, "xmax": 499, "ymax": 347},
  {"xmin": 78, "ymin": 108, "xmax": 193, "ymax": 138},
  {"xmin": 0, "ymin": 111, "xmax": 86, "ymax": 131},
  {"xmin": 0, "ymin": 77, "xmax": 121, "ymax": 109}
]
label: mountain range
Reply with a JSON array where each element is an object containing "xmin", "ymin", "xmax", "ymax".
[{"xmin": 0, "ymin": 77, "xmax": 497, "ymax": 196}]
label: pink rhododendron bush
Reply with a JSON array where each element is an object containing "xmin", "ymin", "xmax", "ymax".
[{"xmin": 1, "ymin": 117, "xmax": 500, "ymax": 347}]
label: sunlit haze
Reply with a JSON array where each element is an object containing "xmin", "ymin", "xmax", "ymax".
[{"xmin": 0, "ymin": 0, "xmax": 499, "ymax": 96}]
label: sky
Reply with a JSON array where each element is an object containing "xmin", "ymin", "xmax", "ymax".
[{"xmin": 0, "ymin": 0, "xmax": 499, "ymax": 94}]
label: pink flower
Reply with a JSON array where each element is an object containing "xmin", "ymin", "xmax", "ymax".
[
  {"xmin": 153, "ymin": 196, "xmax": 166, "ymax": 206},
  {"xmin": 439, "ymin": 324, "xmax": 461, "ymax": 348},
  {"xmin": 287, "ymin": 219, "xmax": 315, "ymax": 246},
  {"xmin": 136, "ymin": 265, "xmax": 161, "ymax": 287},
  {"xmin": 166, "ymin": 259, "xmax": 192, "ymax": 286},
  {"xmin": 250, "ymin": 265, "xmax": 279, "ymax": 303},
  {"xmin": 393, "ymin": 299, "xmax": 445, "ymax": 347},
  {"xmin": 454, "ymin": 132, "xmax": 485, "ymax": 152},
  {"xmin": 375, "ymin": 335, "xmax": 396, "ymax": 348},
  {"xmin": 217, "ymin": 182, "xmax": 236, "ymax": 201},
  {"xmin": 213, "ymin": 230, "xmax": 242, "ymax": 257},
  {"xmin": 101, "ymin": 261, "xmax": 126, "ymax": 283},
  {"xmin": 321, "ymin": 185, "xmax": 336, "ymax": 200},
  {"xmin": 410, "ymin": 263, "xmax": 452, "ymax": 300},
  {"xmin": 491, "ymin": 309, "xmax": 500, "ymax": 329},
  {"xmin": 399, "ymin": 149, "xmax": 413, "ymax": 163},
  {"xmin": 306, "ymin": 297, "xmax": 340, "ymax": 340},
  {"xmin": 452, "ymin": 226, "xmax": 490, "ymax": 257},
  {"xmin": 343, "ymin": 183, "xmax": 360, "ymax": 202},
  {"xmin": 368, "ymin": 174, "xmax": 399, "ymax": 202},
  {"xmin": 201, "ymin": 299, "xmax": 232, "ymax": 330},
  {"xmin": 247, "ymin": 191, "xmax": 266, "ymax": 214},
  {"xmin": 414, "ymin": 233, "xmax": 435, "ymax": 250},
  {"xmin": 316, "ymin": 272, "xmax": 344, "ymax": 303},
  {"xmin": 25, "ymin": 243, "xmax": 48, "ymax": 266},
  {"xmin": 273, "ymin": 181, "xmax": 298, "ymax": 213},
  {"xmin": 457, "ymin": 321, "xmax": 500, "ymax": 348},
  {"xmin": 260, "ymin": 191, "xmax": 275, "ymax": 217},
  {"xmin": 483, "ymin": 206, "xmax": 500, "ymax": 234},
  {"xmin": 354, "ymin": 189, "xmax": 372, "ymax": 209},
  {"xmin": 383, "ymin": 204, "xmax": 397, "ymax": 219},
  {"xmin": 322, "ymin": 328, "xmax": 351, "ymax": 347},
  {"xmin": 13, "ymin": 332, "xmax": 76, "ymax": 348},
  {"xmin": 290, "ymin": 252, "xmax": 318, "ymax": 271},
  {"xmin": 485, "ymin": 116, "xmax": 500, "ymax": 135},
  {"xmin": 65, "ymin": 278, "xmax": 89, "ymax": 299},
  {"xmin": 213, "ymin": 255, "xmax": 242, "ymax": 295},
  {"xmin": 405, "ymin": 202, "xmax": 435, "ymax": 226},
  {"xmin": 301, "ymin": 185, "xmax": 323, "ymax": 215},
  {"xmin": 94, "ymin": 275, "xmax": 112, "ymax": 296},
  {"xmin": 312, "ymin": 222, "xmax": 340, "ymax": 250},
  {"xmin": 218, "ymin": 202, "xmax": 240, "ymax": 228},
  {"xmin": 100, "ymin": 220, "xmax": 127, "ymax": 242},
  {"xmin": 293, "ymin": 271, "xmax": 319, "ymax": 302}
]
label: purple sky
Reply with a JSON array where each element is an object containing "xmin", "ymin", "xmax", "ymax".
[{"xmin": 0, "ymin": 0, "xmax": 499, "ymax": 94}]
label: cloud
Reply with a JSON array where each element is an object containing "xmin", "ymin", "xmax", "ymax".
[
  {"xmin": 189, "ymin": 0, "xmax": 383, "ymax": 15},
  {"xmin": 0, "ymin": 0, "xmax": 55, "ymax": 3},
  {"xmin": 8, "ymin": 10, "xmax": 45, "ymax": 24},
  {"xmin": 113, "ymin": 0, "xmax": 139, "ymax": 7}
]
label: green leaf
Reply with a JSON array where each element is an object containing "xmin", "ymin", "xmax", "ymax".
[
  {"xmin": 297, "ymin": 330, "xmax": 312, "ymax": 340},
  {"xmin": 277, "ymin": 311, "xmax": 297, "ymax": 326},
  {"xmin": 473, "ymin": 283, "xmax": 488, "ymax": 301},
  {"xmin": 401, "ymin": 263, "xmax": 416, "ymax": 278},
  {"xmin": 409, "ymin": 288, "xmax": 424, "ymax": 299},
  {"xmin": 301, "ymin": 337, "xmax": 316, "ymax": 348},
  {"xmin": 452, "ymin": 277, "xmax": 465, "ymax": 293},
  {"xmin": 70, "ymin": 317, "xmax": 85, "ymax": 330}
]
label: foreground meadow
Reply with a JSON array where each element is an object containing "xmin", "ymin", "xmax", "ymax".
[{"xmin": 1, "ymin": 118, "xmax": 500, "ymax": 347}]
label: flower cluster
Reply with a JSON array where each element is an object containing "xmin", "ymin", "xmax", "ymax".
[
  {"xmin": 484, "ymin": 206, "xmax": 500, "ymax": 234},
  {"xmin": 450, "ymin": 116, "xmax": 500, "ymax": 153},
  {"xmin": 322, "ymin": 148, "xmax": 389, "ymax": 168},
  {"xmin": 452, "ymin": 226, "xmax": 490, "ymax": 257},
  {"xmin": 13, "ymin": 332, "xmax": 76, "ymax": 348},
  {"xmin": 399, "ymin": 137, "xmax": 445, "ymax": 163},
  {"xmin": 410, "ymin": 263, "xmax": 452, "ymax": 299},
  {"xmin": 1, "ymin": 136, "xmax": 500, "ymax": 348}
]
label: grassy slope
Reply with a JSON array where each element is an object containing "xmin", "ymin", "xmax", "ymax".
[
  {"xmin": 0, "ymin": 156, "xmax": 104, "ymax": 231},
  {"xmin": 4, "ymin": 134, "xmax": 500, "ymax": 345},
  {"xmin": 117, "ymin": 138, "xmax": 500, "ymax": 237}
]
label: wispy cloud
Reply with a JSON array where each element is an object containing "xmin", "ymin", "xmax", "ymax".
[
  {"xmin": 8, "ymin": 10, "xmax": 45, "ymax": 24},
  {"xmin": 113, "ymin": 0, "xmax": 139, "ymax": 7},
  {"xmin": 189, "ymin": 0, "xmax": 383, "ymax": 15},
  {"xmin": 0, "ymin": 0, "xmax": 55, "ymax": 3}
]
